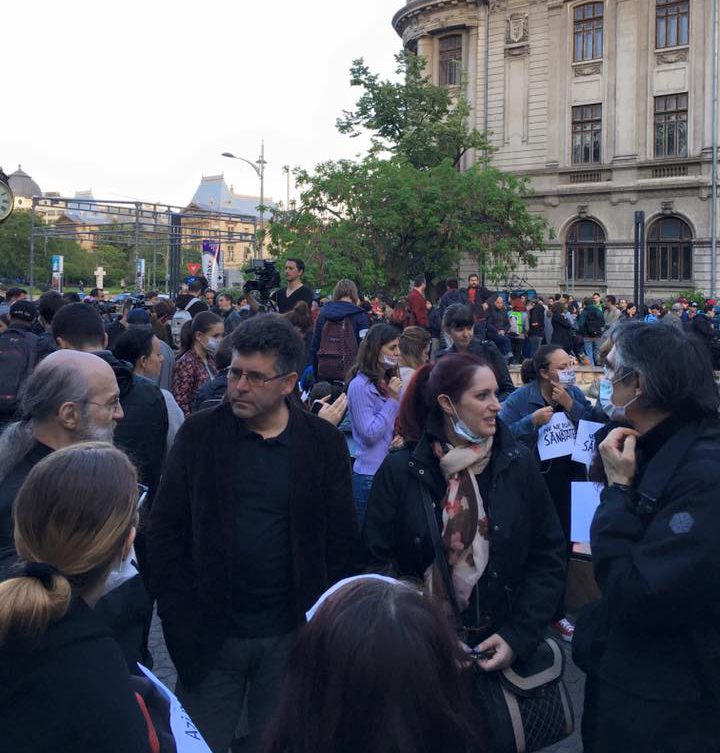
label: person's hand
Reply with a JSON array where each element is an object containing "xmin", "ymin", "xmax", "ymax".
[
  {"xmin": 551, "ymin": 382, "xmax": 573, "ymax": 411},
  {"xmin": 474, "ymin": 634, "xmax": 516, "ymax": 672},
  {"xmin": 498, "ymin": 330, "xmax": 505, "ymax": 336},
  {"xmin": 387, "ymin": 376, "xmax": 403, "ymax": 400},
  {"xmin": 316, "ymin": 393, "xmax": 347, "ymax": 427},
  {"xmin": 426, "ymin": 300, "xmax": 432, "ymax": 311},
  {"xmin": 390, "ymin": 434, "xmax": 405, "ymax": 450},
  {"xmin": 531, "ymin": 406, "xmax": 554, "ymax": 427},
  {"xmin": 599, "ymin": 427, "xmax": 640, "ymax": 486}
]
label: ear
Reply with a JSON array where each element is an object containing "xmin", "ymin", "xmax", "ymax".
[
  {"xmin": 281, "ymin": 373, "xmax": 299, "ymax": 396},
  {"xmin": 57, "ymin": 401, "xmax": 82, "ymax": 431},
  {"xmin": 437, "ymin": 393, "xmax": 454, "ymax": 417},
  {"xmin": 56, "ymin": 336, "xmax": 72, "ymax": 350},
  {"xmin": 103, "ymin": 332, "xmax": 109, "ymax": 349}
]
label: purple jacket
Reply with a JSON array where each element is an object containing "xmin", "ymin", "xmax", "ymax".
[{"xmin": 347, "ymin": 373, "xmax": 400, "ymax": 475}]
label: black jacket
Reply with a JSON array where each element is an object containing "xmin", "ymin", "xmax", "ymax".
[
  {"xmin": 363, "ymin": 418, "xmax": 566, "ymax": 661},
  {"xmin": 0, "ymin": 599, "xmax": 149, "ymax": 753},
  {"xmin": 94, "ymin": 350, "xmax": 168, "ymax": 503},
  {"xmin": 550, "ymin": 312, "xmax": 575, "ymax": 352},
  {"xmin": 486, "ymin": 306, "xmax": 511, "ymax": 336},
  {"xmin": 148, "ymin": 400, "xmax": 362, "ymax": 686},
  {"xmin": 437, "ymin": 339, "xmax": 515, "ymax": 401},
  {"xmin": 576, "ymin": 416, "xmax": 720, "ymax": 708}
]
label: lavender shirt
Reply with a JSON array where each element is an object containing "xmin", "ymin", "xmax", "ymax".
[{"xmin": 347, "ymin": 373, "xmax": 400, "ymax": 475}]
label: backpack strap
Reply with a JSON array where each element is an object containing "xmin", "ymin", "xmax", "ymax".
[{"xmin": 184, "ymin": 298, "xmax": 198, "ymax": 312}]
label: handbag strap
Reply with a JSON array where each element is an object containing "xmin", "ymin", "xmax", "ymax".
[{"xmin": 418, "ymin": 481, "xmax": 464, "ymax": 628}]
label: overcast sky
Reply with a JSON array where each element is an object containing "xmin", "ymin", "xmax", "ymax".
[{"xmin": 4, "ymin": 0, "xmax": 402, "ymax": 208}]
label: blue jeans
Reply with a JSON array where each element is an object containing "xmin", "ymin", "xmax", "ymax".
[
  {"xmin": 583, "ymin": 338, "xmax": 599, "ymax": 366},
  {"xmin": 487, "ymin": 332, "xmax": 512, "ymax": 355},
  {"xmin": 352, "ymin": 472, "xmax": 374, "ymax": 528}
]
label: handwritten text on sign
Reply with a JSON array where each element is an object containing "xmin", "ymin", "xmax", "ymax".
[
  {"xmin": 571, "ymin": 420, "xmax": 605, "ymax": 467},
  {"xmin": 537, "ymin": 412, "xmax": 576, "ymax": 461}
]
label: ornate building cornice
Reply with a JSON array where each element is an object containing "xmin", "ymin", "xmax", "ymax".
[{"xmin": 392, "ymin": 0, "xmax": 482, "ymax": 40}]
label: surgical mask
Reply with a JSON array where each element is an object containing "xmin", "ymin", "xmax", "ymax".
[
  {"xmin": 599, "ymin": 370, "xmax": 638, "ymax": 422},
  {"xmin": 558, "ymin": 369, "xmax": 576, "ymax": 386},
  {"xmin": 205, "ymin": 336, "xmax": 222, "ymax": 354},
  {"xmin": 381, "ymin": 355, "xmax": 399, "ymax": 368},
  {"xmin": 450, "ymin": 401, "xmax": 489, "ymax": 445}
]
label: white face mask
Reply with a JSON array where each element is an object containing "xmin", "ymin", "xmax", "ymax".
[
  {"xmin": 449, "ymin": 400, "xmax": 489, "ymax": 445},
  {"xmin": 381, "ymin": 355, "xmax": 399, "ymax": 368},
  {"xmin": 205, "ymin": 336, "xmax": 222, "ymax": 354},
  {"xmin": 558, "ymin": 369, "xmax": 576, "ymax": 386}
]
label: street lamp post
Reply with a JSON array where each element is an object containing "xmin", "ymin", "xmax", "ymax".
[{"xmin": 222, "ymin": 142, "xmax": 266, "ymax": 259}]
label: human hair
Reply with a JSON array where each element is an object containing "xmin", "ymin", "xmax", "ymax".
[
  {"xmin": 89, "ymin": 288, "xmax": 102, "ymax": 298},
  {"xmin": 442, "ymin": 303, "xmax": 474, "ymax": 332},
  {"xmin": 0, "ymin": 355, "xmax": 92, "ymax": 483},
  {"xmin": 62, "ymin": 292, "xmax": 81, "ymax": 304},
  {"xmin": 605, "ymin": 295, "xmax": 616, "ymax": 306},
  {"xmin": 111, "ymin": 326, "xmax": 155, "ymax": 369},
  {"xmin": 262, "ymin": 578, "xmax": 484, "ymax": 753},
  {"xmin": 0, "ymin": 443, "xmax": 138, "ymax": 645},
  {"xmin": 705, "ymin": 303, "xmax": 714, "ymax": 314},
  {"xmin": 308, "ymin": 381, "xmax": 344, "ymax": 405},
  {"xmin": 551, "ymin": 301, "xmax": 566, "ymax": 316},
  {"xmin": 188, "ymin": 279, "xmax": 203, "ymax": 294},
  {"xmin": 347, "ymin": 323, "xmax": 399, "ymax": 391},
  {"xmin": 215, "ymin": 333, "xmax": 235, "ymax": 371},
  {"xmin": 37, "ymin": 291, "xmax": 65, "ymax": 325},
  {"xmin": 399, "ymin": 326, "xmax": 432, "ymax": 369},
  {"xmin": 445, "ymin": 278, "xmax": 458, "ymax": 290},
  {"xmin": 286, "ymin": 258, "xmax": 305, "ymax": 273},
  {"xmin": 231, "ymin": 313, "xmax": 305, "ymax": 376},
  {"xmin": 52, "ymin": 303, "xmax": 105, "ymax": 350},
  {"xmin": 5, "ymin": 287, "xmax": 27, "ymax": 301},
  {"xmin": 179, "ymin": 311, "xmax": 222, "ymax": 355},
  {"xmin": 153, "ymin": 299, "xmax": 176, "ymax": 320},
  {"xmin": 613, "ymin": 321, "xmax": 719, "ymax": 418},
  {"xmin": 520, "ymin": 344, "xmax": 566, "ymax": 384},
  {"xmin": 468, "ymin": 273, "xmax": 479, "ymax": 280},
  {"xmin": 397, "ymin": 353, "xmax": 492, "ymax": 442},
  {"xmin": 217, "ymin": 292, "xmax": 233, "ymax": 304},
  {"xmin": 333, "ymin": 278, "xmax": 359, "ymax": 303},
  {"xmin": 583, "ymin": 297, "xmax": 593, "ymax": 308},
  {"xmin": 284, "ymin": 301, "xmax": 313, "ymax": 335},
  {"xmin": 412, "ymin": 274, "xmax": 426, "ymax": 288}
]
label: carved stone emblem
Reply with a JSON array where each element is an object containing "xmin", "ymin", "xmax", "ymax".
[
  {"xmin": 574, "ymin": 62, "xmax": 603, "ymax": 77},
  {"xmin": 655, "ymin": 48, "xmax": 689, "ymax": 65},
  {"xmin": 506, "ymin": 14, "xmax": 529, "ymax": 44}
]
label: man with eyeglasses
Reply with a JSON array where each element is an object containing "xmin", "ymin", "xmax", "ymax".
[
  {"xmin": 0, "ymin": 350, "xmax": 153, "ymax": 669},
  {"xmin": 149, "ymin": 314, "xmax": 361, "ymax": 753}
]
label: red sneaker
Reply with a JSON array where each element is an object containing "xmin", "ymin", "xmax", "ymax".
[{"xmin": 552, "ymin": 618, "xmax": 575, "ymax": 643}]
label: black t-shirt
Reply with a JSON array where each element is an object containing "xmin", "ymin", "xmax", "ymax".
[
  {"xmin": 272, "ymin": 285, "xmax": 314, "ymax": 314},
  {"xmin": 230, "ymin": 420, "xmax": 294, "ymax": 637}
]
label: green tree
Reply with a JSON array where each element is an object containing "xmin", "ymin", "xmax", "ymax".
[{"xmin": 269, "ymin": 53, "xmax": 550, "ymax": 295}]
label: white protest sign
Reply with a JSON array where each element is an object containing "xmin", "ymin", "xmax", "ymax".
[
  {"xmin": 571, "ymin": 481, "xmax": 603, "ymax": 544},
  {"xmin": 537, "ymin": 412, "xmax": 576, "ymax": 461},
  {"xmin": 571, "ymin": 420, "xmax": 605, "ymax": 467},
  {"xmin": 137, "ymin": 664, "xmax": 212, "ymax": 752}
]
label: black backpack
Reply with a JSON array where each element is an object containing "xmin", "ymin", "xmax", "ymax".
[
  {"xmin": 584, "ymin": 307, "xmax": 605, "ymax": 338},
  {"xmin": 0, "ymin": 329, "xmax": 38, "ymax": 416}
]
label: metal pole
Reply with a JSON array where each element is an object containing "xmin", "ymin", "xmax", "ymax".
[
  {"xmin": 633, "ymin": 211, "xmax": 641, "ymax": 305},
  {"xmin": 285, "ymin": 166, "xmax": 290, "ymax": 210},
  {"xmin": 259, "ymin": 140, "xmax": 265, "ymax": 259},
  {"xmin": 30, "ymin": 198, "xmax": 36, "ymax": 300},
  {"xmin": 711, "ymin": 0, "xmax": 719, "ymax": 298},
  {"xmin": 133, "ymin": 202, "xmax": 140, "ymax": 290},
  {"xmin": 637, "ymin": 211, "xmax": 646, "ymax": 314}
]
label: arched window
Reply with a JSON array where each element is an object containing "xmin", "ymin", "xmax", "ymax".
[
  {"xmin": 646, "ymin": 217, "xmax": 692, "ymax": 282},
  {"xmin": 566, "ymin": 219, "xmax": 606, "ymax": 281}
]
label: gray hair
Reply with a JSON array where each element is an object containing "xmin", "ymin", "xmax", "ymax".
[{"xmin": 0, "ymin": 359, "xmax": 91, "ymax": 483}]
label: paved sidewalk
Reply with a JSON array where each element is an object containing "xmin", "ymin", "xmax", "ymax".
[{"xmin": 148, "ymin": 614, "xmax": 584, "ymax": 753}]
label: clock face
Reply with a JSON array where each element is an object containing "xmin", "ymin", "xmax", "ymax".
[{"xmin": 0, "ymin": 182, "xmax": 13, "ymax": 223}]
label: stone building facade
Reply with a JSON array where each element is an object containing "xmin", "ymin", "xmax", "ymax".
[{"xmin": 392, "ymin": 0, "xmax": 718, "ymax": 299}]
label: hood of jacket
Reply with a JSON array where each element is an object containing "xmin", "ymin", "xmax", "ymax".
[
  {"xmin": 320, "ymin": 300, "xmax": 365, "ymax": 321},
  {"xmin": 92, "ymin": 349, "xmax": 134, "ymax": 398}
]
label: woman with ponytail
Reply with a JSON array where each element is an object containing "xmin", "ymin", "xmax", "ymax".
[
  {"xmin": 0, "ymin": 443, "xmax": 151, "ymax": 753},
  {"xmin": 363, "ymin": 353, "xmax": 565, "ymax": 676}
]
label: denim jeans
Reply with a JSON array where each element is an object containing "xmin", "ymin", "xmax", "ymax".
[
  {"xmin": 352, "ymin": 472, "xmax": 375, "ymax": 528},
  {"xmin": 487, "ymin": 332, "xmax": 512, "ymax": 355},
  {"xmin": 527, "ymin": 335, "xmax": 543, "ymax": 357},
  {"xmin": 583, "ymin": 338, "xmax": 599, "ymax": 366}
]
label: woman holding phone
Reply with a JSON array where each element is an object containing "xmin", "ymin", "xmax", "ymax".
[{"xmin": 346, "ymin": 324, "xmax": 403, "ymax": 525}]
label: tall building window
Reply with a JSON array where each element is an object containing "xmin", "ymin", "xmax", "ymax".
[
  {"xmin": 646, "ymin": 217, "xmax": 693, "ymax": 282},
  {"xmin": 573, "ymin": 3, "xmax": 604, "ymax": 62},
  {"xmin": 571, "ymin": 104, "xmax": 602, "ymax": 164},
  {"xmin": 439, "ymin": 35, "xmax": 462, "ymax": 86},
  {"xmin": 566, "ymin": 219, "xmax": 606, "ymax": 281},
  {"xmin": 654, "ymin": 94, "xmax": 688, "ymax": 158},
  {"xmin": 656, "ymin": 0, "xmax": 689, "ymax": 48}
]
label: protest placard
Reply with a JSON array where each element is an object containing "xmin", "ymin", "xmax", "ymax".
[
  {"xmin": 571, "ymin": 481, "xmax": 603, "ymax": 544},
  {"xmin": 537, "ymin": 412, "xmax": 576, "ymax": 461},
  {"xmin": 571, "ymin": 420, "xmax": 604, "ymax": 467}
]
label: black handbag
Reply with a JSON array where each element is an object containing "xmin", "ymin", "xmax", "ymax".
[{"xmin": 419, "ymin": 483, "xmax": 574, "ymax": 753}]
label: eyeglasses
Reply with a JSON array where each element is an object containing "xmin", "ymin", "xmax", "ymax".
[
  {"xmin": 81, "ymin": 396, "xmax": 121, "ymax": 413},
  {"xmin": 227, "ymin": 369, "xmax": 293, "ymax": 388},
  {"xmin": 137, "ymin": 484, "xmax": 149, "ymax": 510}
]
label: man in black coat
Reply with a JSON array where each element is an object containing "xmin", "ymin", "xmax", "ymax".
[
  {"xmin": 148, "ymin": 314, "xmax": 360, "ymax": 753},
  {"xmin": 575, "ymin": 323, "xmax": 720, "ymax": 753}
]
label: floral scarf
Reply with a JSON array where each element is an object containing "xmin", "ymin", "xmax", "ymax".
[{"xmin": 424, "ymin": 437, "xmax": 494, "ymax": 616}]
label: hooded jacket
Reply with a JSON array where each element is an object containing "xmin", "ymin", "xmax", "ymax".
[{"xmin": 310, "ymin": 301, "xmax": 370, "ymax": 376}]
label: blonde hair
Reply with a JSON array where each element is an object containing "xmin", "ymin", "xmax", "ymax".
[
  {"xmin": 332, "ymin": 279, "xmax": 359, "ymax": 304},
  {"xmin": 399, "ymin": 326, "xmax": 432, "ymax": 369},
  {"xmin": 0, "ymin": 443, "xmax": 138, "ymax": 645}
]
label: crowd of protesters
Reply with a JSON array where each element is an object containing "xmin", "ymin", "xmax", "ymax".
[{"xmin": 0, "ymin": 264, "xmax": 719, "ymax": 753}]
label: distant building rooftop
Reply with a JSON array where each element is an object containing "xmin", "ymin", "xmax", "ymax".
[
  {"xmin": 187, "ymin": 173, "xmax": 274, "ymax": 218},
  {"xmin": 8, "ymin": 166, "xmax": 42, "ymax": 199}
]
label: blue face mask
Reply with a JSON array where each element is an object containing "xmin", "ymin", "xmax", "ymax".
[
  {"xmin": 449, "ymin": 401, "xmax": 489, "ymax": 445},
  {"xmin": 599, "ymin": 370, "xmax": 638, "ymax": 422}
]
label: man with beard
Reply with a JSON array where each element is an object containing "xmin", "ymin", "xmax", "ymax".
[{"xmin": 0, "ymin": 350, "xmax": 122, "ymax": 574}]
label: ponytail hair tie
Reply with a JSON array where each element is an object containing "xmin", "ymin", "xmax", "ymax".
[{"xmin": 24, "ymin": 562, "xmax": 61, "ymax": 589}]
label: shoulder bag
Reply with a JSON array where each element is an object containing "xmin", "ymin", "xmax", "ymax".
[{"xmin": 419, "ymin": 483, "xmax": 574, "ymax": 753}]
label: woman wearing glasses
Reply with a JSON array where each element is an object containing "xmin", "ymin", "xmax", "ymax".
[{"xmin": 0, "ymin": 443, "xmax": 153, "ymax": 753}]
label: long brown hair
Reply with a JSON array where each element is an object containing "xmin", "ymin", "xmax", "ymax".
[
  {"xmin": 0, "ymin": 443, "xmax": 138, "ymax": 645},
  {"xmin": 346, "ymin": 323, "xmax": 399, "ymax": 393},
  {"xmin": 399, "ymin": 326, "xmax": 432, "ymax": 370}
]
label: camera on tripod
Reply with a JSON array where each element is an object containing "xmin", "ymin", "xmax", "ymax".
[{"xmin": 243, "ymin": 259, "xmax": 280, "ymax": 306}]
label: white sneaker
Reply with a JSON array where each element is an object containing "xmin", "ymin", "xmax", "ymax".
[{"xmin": 552, "ymin": 618, "xmax": 575, "ymax": 643}]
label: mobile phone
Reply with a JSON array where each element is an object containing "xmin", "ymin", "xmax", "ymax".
[{"xmin": 311, "ymin": 400, "xmax": 325, "ymax": 415}]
